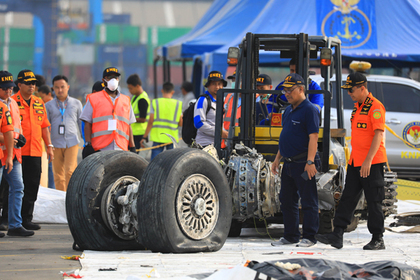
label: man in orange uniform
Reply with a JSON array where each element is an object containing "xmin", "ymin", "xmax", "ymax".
[
  {"xmin": 0, "ymin": 71, "xmax": 34, "ymax": 237},
  {"xmin": 80, "ymin": 67, "xmax": 136, "ymax": 159},
  {"xmin": 316, "ymin": 72, "xmax": 387, "ymax": 250},
  {"xmin": 0, "ymin": 71, "xmax": 16, "ymax": 238},
  {"xmin": 12, "ymin": 70, "xmax": 54, "ymax": 231}
]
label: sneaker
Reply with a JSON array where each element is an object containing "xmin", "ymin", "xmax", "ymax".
[
  {"xmin": 315, "ymin": 232, "xmax": 343, "ymax": 249},
  {"xmin": 22, "ymin": 221, "xmax": 41, "ymax": 230},
  {"xmin": 7, "ymin": 227, "xmax": 34, "ymax": 237},
  {"xmin": 271, "ymin": 237, "xmax": 297, "ymax": 246},
  {"xmin": 296, "ymin": 238, "xmax": 316, "ymax": 247},
  {"xmin": 363, "ymin": 238, "xmax": 385, "ymax": 250}
]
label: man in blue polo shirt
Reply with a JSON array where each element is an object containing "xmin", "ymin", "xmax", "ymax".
[
  {"xmin": 270, "ymin": 73, "xmax": 320, "ymax": 247},
  {"xmin": 276, "ymin": 58, "xmax": 323, "ymax": 112}
]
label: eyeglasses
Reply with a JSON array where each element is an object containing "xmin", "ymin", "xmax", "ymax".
[
  {"xmin": 0, "ymin": 87, "xmax": 13, "ymax": 91},
  {"xmin": 349, "ymin": 85, "xmax": 362, "ymax": 93},
  {"xmin": 282, "ymin": 86, "xmax": 297, "ymax": 95},
  {"xmin": 23, "ymin": 81, "xmax": 37, "ymax": 86}
]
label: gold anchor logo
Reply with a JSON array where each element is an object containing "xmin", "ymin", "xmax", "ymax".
[{"xmin": 321, "ymin": 0, "xmax": 372, "ymax": 49}]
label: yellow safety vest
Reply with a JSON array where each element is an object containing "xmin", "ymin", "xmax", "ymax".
[
  {"xmin": 131, "ymin": 91, "xmax": 150, "ymax": 135},
  {"xmin": 150, "ymin": 98, "xmax": 182, "ymax": 143}
]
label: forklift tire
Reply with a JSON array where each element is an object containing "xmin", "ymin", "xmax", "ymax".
[
  {"xmin": 66, "ymin": 151, "xmax": 148, "ymax": 251},
  {"xmin": 228, "ymin": 220, "xmax": 243, "ymax": 237},
  {"xmin": 137, "ymin": 148, "xmax": 232, "ymax": 253}
]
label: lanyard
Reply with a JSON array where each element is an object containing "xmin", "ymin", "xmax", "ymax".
[{"xmin": 56, "ymin": 98, "xmax": 68, "ymax": 122}]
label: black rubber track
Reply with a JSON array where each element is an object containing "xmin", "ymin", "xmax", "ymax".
[
  {"xmin": 66, "ymin": 151, "xmax": 148, "ymax": 251},
  {"xmin": 137, "ymin": 148, "xmax": 232, "ymax": 253}
]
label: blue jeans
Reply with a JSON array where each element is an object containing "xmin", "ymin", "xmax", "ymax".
[
  {"xmin": 151, "ymin": 142, "xmax": 173, "ymax": 160},
  {"xmin": 0, "ymin": 160, "xmax": 24, "ymax": 229},
  {"xmin": 48, "ymin": 161, "xmax": 55, "ymax": 189}
]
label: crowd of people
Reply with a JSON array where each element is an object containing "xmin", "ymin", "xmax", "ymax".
[{"xmin": 0, "ymin": 65, "xmax": 387, "ymax": 251}]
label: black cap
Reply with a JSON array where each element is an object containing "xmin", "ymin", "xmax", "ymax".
[
  {"xmin": 204, "ymin": 71, "xmax": 227, "ymax": 87},
  {"xmin": 0, "ymin": 71, "xmax": 16, "ymax": 88},
  {"xmin": 17, "ymin": 69, "xmax": 37, "ymax": 83},
  {"xmin": 103, "ymin": 67, "xmax": 121, "ymax": 78},
  {"xmin": 341, "ymin": 72, "xmax": 367, "ymax": 89},
  {"xmin": 92, "ymin": 81, "xmax": 105, "ymax": 92},
  {"xmin": 256, "ymin": 74, "xmax": 272, "ymax": 86},
  {"xmin": 282, "ymin": 73, "xmax": 304, "ymax": 88},
  {"xmin": 227, "ymin": 70, "xmax": 236, "ymax": 80}
]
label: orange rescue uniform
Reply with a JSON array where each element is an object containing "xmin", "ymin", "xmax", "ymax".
[
  {"xmin": 89, "ymin": 90, "xmax": 131, "ymax": 151},
  {"xmin": 349, "ymin": 92, "xmax": 387, "ymax": 167},
  {"xmin": 12, "ymin": 91, "xmax": 50, "ymax": 157},
  {"xmin": 0, "ymin": 99, "xmax": 22, "ymax": 165},
  {"xmin": 0, "ymin": 102, "xmax": 15, "ymax": 159}
]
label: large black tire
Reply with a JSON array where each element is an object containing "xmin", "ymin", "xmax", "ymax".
[
  {"xmin": 66, "ymin": 151, "xmax": 148, "ymax": 251},
  {"xmin": 137, "ymin": 148, "xmax": 232, "ymax": 253}
]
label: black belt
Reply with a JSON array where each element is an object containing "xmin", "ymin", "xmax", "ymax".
[{"xmin": 283, "ymin": 152, "xmax": 308, "ymax": 163}]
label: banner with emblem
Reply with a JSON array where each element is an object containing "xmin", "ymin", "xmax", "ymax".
[{"xmin": 316, "ymin": 0, "xmax": 377, "ymax": 50}]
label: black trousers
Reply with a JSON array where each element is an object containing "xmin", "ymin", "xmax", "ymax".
[
  {"xmin": 21, "ymin": 156, "xmax": 42, "ymax": 223},
  {"xmin": 334, "ymin": 163, "xmax": 385, "ymax": 237},
  {"xmin": 133, "ymin": 135, "xmax": 144, "ymax": 152}
]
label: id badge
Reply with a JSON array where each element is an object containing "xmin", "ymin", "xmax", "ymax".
[
  {"xmin": 59, "ymin": 124, "xmax": 65, "ymax": 135},
  {"xmin": 108, "ymin": 119, "xmax": 117, "ymax": 131}
]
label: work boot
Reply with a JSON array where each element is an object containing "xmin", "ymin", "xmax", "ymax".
[
  {"xmin": 22, "ymin": 221, "xmax": 41, "ymax": 230},
  {"xmin": 0, "ymin": 232, "xmax": 4, "ymax": 238},
  {"xmin": 363, "ymin": 238, "xmax": 385, "ymax": 250},
  {"xmin": 315, "ymin": 232, "xmax": 343, "ymax": 249},
  {"xmin": 7, "ymin": 227, "xmax": 35, "ymax": 237}
]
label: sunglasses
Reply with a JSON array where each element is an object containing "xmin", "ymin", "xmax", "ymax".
[
  {"xmin": 349, "ymin": 85, "xmax": 362, "ymax": 93},
  {"xmin": 281, "ymin": 86, "xmax": 297, "ymax": 95},
  {"xmin": 0, "ymin": 87, "xmax": 13, "ymax": 91},
  {"xmin": 23, "ymin": 81, "xmax": 37, "ymax": 86}
]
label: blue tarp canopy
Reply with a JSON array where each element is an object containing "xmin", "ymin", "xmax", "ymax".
[
  {"xmin": 159, "ymin": 0, "xmax": 270, "ymax": 60},
  {"xmin": 194, "ymin": 0, "xmax": 420, "ymax": 73}
]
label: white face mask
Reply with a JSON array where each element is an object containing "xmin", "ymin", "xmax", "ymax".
[
  {"xmin": 231, "ymin": 81, "xmax": 236, "ymax": 89},
  {"xmin": 107, "ymin": 78, "xmax": 119, "ymax": 91}
]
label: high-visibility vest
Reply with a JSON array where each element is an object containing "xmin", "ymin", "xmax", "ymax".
[
  {"xmin": 150, "ymin": 98, "xmax": 182, "ymax": 143},
  {"xmin": 0, "ymin": 99, "xmax": 22, "ymax": 165},
  {"xmin": 11, "ymin": 91, "xmax": 50, "ymax": 157},
  {"xmin": 131, "ymin": 91, "xmax": 150, "ymax": 136},
  {"xmin": 89, "ymin": 91, "xmax": 131, "ymax": 151},
  {"xmin": 223, "ymin": 93, "xmax": 241, "ymax": 131}
]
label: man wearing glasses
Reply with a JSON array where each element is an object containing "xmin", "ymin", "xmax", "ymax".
[
  {"xmin": 270, "ymin": 73, "xmax": 320, "ymax": 248},
  {"xmin": 80, "ymin": 67, "xmax": 136, "ymax": 159},
  {"xmin": 316, "ymin": 72, "xmax": 387, "ymax": 250},
  {"xmin": 12, "ymin": 70, "xmax": 54, "ymax": 231}
]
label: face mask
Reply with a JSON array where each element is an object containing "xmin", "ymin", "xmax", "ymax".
[
  {"xmin": 107, "ymin": 78, "xmax": 119, "ymax": 91},
  {"xmin": 231, "ymin": 81, "xmax": 236, "ymax": 89}
]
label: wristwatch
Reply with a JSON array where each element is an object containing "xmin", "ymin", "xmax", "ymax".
[
  {"xmin": 85, "ymin": 142, "xmax": 91, "ymax": 146},
  {"xmin": 307, "ymin": 160, "xmax": 314, "ymax": 165}
]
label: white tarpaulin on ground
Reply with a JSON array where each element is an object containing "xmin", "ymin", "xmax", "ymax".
[
  {"xmin": 33, "ymin": 187, "xmax": 67, "ymax": 224},
  {"xmin": 74, "ymin": 200, "xmax": 420, "ymax": 280}
]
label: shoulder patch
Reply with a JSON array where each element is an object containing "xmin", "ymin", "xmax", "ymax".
[{"xmin": 5, "ymin": 111, "xmax": 12, "ymax": 125}]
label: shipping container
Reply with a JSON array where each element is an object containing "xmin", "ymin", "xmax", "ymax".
[
  {"xmin": 0, "ymin": 27, "xmax": 35, "ymax": 45},
  {"xmin": 95, "ymin": 24, "xmax": 140, "ymax": 45}
]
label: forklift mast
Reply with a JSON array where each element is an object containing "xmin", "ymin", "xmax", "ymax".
[{"xmin": 214, "ymin": 33, "xmax": 343, "ymax": 172}]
